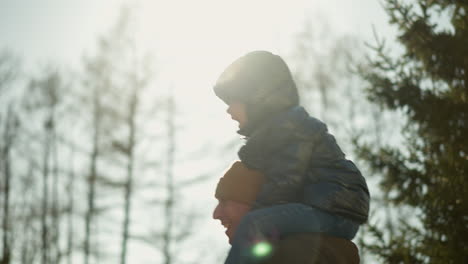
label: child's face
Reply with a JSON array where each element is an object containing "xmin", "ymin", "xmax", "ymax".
[{"xmin": 227, "ymin": 102, "xmax": 248, "ymax": 129}]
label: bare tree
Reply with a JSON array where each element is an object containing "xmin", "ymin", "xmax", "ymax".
[
  {"xmin": 1, "ymin": 106, "xmax": 17, "ymax": 264},
  {"xmin": 108, "ymin": 11, "xmax": 154, "ymax": 264},
  {"xmin": 0, "ymin": 51, "xmax": 20, "ymax": 264},
  {"xmin": 82, "ymin": 50, "xmax": 106, "ymax": 264},
  {"xmin": 79, "ymin": 7, "xmax": 158, "ymax": 264},
  {"xmin": 25, "ymin": 70, "xmax": 66, "ymax": 264},
  {"xmin": 66, "ymin": 147, "xmax": 76, "ymax": 264},
  {"xmin": 291, "ymin": 18, "xmax": 337, "ymax": 121},
  {"xmin": 162, "ymin": 88, "xmax": 175, "ymax": 264}
]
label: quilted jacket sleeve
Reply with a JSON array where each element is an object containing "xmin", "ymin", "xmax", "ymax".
[{"xmin": 239, "ymin": 131, "xmax": 315, "ymax": 208}]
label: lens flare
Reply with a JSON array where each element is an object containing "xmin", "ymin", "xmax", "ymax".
[{"xmin": 251, "ymin": 241, "xmax": 273, "ymax": 258}]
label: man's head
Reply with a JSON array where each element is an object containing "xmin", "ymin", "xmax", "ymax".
[
  {"xmin": 212, "ymin": 162, "xmax": 361, "ymax": 263},
  {"xmin": 213, "ymin": 199, "xmax": 251, "ymax": 244},
  {"xmin": 213, "ymin": 50, "xmax": 299, "ymax": 135},
  {"xmin": 213, "ymin": 161, "xmax": 265, "ymax": 243}
]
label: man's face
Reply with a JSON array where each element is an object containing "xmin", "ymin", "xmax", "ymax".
[
  {"xmin": 226, "ymin": 102, "xmax": 248, "ymax": 129},
  {"xmin": 213, "ymin": 199, "xmax": 251, "ymax": 244}
]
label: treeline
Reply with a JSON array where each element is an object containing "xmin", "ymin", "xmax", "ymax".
[
  {"xmin": 3, "ymin": 1, "xmax": 466, "ymax": 264},
  {"xmin": 0, "ymin": 8, "xmax": 206, "ymax": 264},
  {"xmin": 354, "ymin": 1, "xmax": 468, "ymax": 263},
  {"xmin": 0, "ymin": 6, "xmax": 384, "ymax": 264}
]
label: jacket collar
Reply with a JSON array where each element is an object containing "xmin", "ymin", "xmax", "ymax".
[{"xmin": 238, "ymin": 106, "xmax": 306, "ymax": 137}]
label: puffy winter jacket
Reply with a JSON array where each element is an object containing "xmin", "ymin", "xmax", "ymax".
[
  {"xmin": 239, "ymin": 106, "xmax": 369, "ymax": 223},
  {"xmin": 264, "ymin": 233, "xmax": 360, "ymax": 264},
  {"xmin": 214, "ymin": 50, "xmax": 370, "ymax": 223}
]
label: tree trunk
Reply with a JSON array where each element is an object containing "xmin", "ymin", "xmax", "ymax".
[
  {"xmin": 1, "ymin": 106, "xmax": 14, "ymax": 264},
  {"xmin": 119, "ymin": 89, "xmax": 137, "ymax": 264},
  {"xmin": 67, "ymin": 148, "xmax": 76, "ymax": 264},
  {"xmin": 84, "ymin": 94, "xmax": 100, "ymax": 264},
  {"xmin": 41, "ymin": 118, "xmax": 52, "ymax": 264},
  {"xmin": 162, "ymin": 90, "xmax": 175, "ymax": 264},
  {"xmin": 50, "ymin": 104, "xmax": 62, "ymax": 264}
]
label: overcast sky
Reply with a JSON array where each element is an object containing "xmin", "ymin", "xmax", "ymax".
[
  {"xmin": 0, "ymin": 0, "xmax": 395, "ymax": 68},
  {"xmin": 0, "ymin": 0, "xmax": 398, "ymax": 154}
]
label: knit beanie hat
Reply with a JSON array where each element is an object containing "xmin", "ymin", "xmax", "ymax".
[{"xmin": 215, "ymin": 161, "xmax": 265, "ymax": 205}]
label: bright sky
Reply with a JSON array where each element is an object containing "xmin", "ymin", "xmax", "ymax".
[
  {"xmin": 0, "ymin": 0, "xmax": 393, "ymax": 71},
  {"xmin": 0, "ymin": 0, "xmax": 395, "ymax": 111},
  {"xmin": 0, "ymin": 0, "xmax": 396, "ymax": 263}
]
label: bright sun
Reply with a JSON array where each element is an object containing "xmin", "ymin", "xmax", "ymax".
[
  {"xmin": 134, "ymin": 0, "xmax": 305, "ymax": 89},
  {"xmin": 129, "ymin": 0, "xmax": 303, "ymax": 138}
]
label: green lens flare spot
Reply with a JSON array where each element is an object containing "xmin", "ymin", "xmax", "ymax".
[{"xmin": 252, "ymin": 241, "xmax": 273, "ymax": 258}]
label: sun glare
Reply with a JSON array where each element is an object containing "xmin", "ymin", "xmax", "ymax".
[
  {"xmin": 252, "ymin": 241, "xmax": 274, "ymax": 258},
  {"xmin": 135, "ymin": 0, "xmax": 304, "ymax": 89},
  {"xmin": 131, "ymin": 0, "xmax": 304, "ymax": 146}
]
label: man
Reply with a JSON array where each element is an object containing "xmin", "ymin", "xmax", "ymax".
[{"xmin": 213, "ymin": 161, "xmax": 360, "ymax": 264}]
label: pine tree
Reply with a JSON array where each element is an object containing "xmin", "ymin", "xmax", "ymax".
[{"xmin": 357, "ymin": 1, "xmax": 468, "ymax": 263}]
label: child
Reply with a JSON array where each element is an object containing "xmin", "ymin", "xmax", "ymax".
[{"xmin": 213, "ymin": 51, "xmax": 370, "ymax": 264}]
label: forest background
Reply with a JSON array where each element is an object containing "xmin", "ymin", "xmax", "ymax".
[{"xmin": 1, "ymin": 0, "xmax": 466, "ymax": 263}]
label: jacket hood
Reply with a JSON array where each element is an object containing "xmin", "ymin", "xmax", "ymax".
[{"xmin": 213, "ymin": 50, "xmax": 299, "ymax": 136}]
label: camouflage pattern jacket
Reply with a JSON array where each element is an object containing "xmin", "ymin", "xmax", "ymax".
[{"xmin": 239, "ymin": 106, "xmax": 370, "ymax": 223}]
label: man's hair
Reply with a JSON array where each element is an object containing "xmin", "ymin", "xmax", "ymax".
[{"xmin": 215, "ymin": 161, "xmax": 265, "ymax": 205}]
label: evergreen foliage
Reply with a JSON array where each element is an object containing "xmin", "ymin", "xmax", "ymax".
[{"xmin": 357, "ymin": 1, "xmax": 468, "ymax": 263}]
